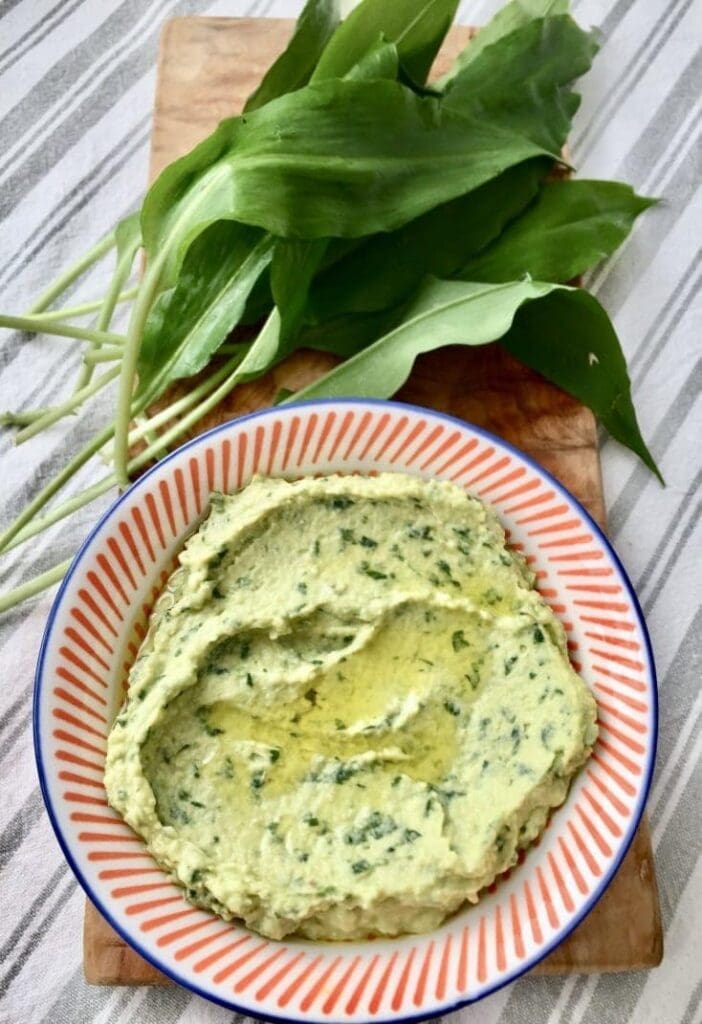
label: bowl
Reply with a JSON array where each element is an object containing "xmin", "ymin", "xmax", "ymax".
[{"xmin": 34, "ymin": 399, "xmax": 657, "ymax": 1022}]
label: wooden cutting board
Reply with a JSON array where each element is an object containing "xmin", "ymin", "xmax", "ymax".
[{"xmin": 83, "ymin": 17, "xmax": 662, "ymax": 986}]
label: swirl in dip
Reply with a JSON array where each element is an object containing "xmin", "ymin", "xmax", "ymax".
[{"xmin": 105, "ymin": 473, "xmax": 597, "ymax": 940}]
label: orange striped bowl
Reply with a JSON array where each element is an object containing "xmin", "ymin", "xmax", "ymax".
[{"xmin": 34, "ymin": 400, "xmax": 657, "ymax": 1021}]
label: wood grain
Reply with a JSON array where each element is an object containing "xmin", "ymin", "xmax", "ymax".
[{"xmin": 84, "ymin": 16, "xmax": 662, "ymax": 986}]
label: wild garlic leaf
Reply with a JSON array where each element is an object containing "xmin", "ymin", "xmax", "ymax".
[
  {"xmin": 269, "ymin": 32, "xmax": 402, "ymax": 351},
  {"xmin": 140, "ymin": 79, "xmax": 557, "ymax": 284},
  {"xmin": 343, "ymin": 35, "xmax": 400, "ymax": 82},
  {"xmin": 289, "ymin": 277, "xmax": 658, "ymax": 476},
  {"xmin": 442, "ymin": 16, "xmax": 598, "ymax": 152},
  {"xmin": 114, "ymin": 211, "xmax": 142, "ymax": 263},
  {"xmin": 298, "ymin": 307, "xmax": 405, "ymax": 358},
  {"xmin": 136, "ymin": 223, "xmax": 273, "ymax": 400},
  {"xmin": 306, "ymin": 158, "xmax": 548, "ymax": 321},
  {"xmin": 437, "ymin": 0, "xmax": 570, "ymax": 88},
  {"xmin": 458, "ymin": 180, "xmax": 657, "ymax": 283},
  {"xmin": 270, "ymin": 238, "xmax": 329, "ymax": 351},
  {"xmin": 502, "ymin": 289, "xmax": 661, "ymax": 480},
  {"xmin": 243, "ymin": 0, "xmax": 341, "ymax": 113},
  {"xmin": 312, "ymin": 0, "xmax": 459, "ymax": 85}
]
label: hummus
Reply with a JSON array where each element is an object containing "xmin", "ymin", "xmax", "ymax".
[{"xmin": 105, "ymin": 473, "xmax": 598, "ymax": 941}]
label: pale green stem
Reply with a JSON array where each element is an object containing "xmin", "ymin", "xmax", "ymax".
[
  {"xmin": 113, "ymin": 258, "xmax": 166, "ymax": 486},
  {"xmin": 83, "ymin": 346, "xmax": 124, "ymax": 364},
  {"xmin": 4, "ymin": 475, "xmax": 120, "ymax": 555},
  {"xmin": 0, "ymin": 409, "xmax": 52, "ymax": 427},
  {"xmin": 0, "ymin": 559, "xmax": 72, "ymax": 614},
  {"xmin": 75, "ymin": 245, "xmax": 140, "ymax": 393},
  {"xmin": 14, "ymin": 366, "xmax": 121, "ymax": 445},
  {"xmin": 0, "ymin": 314, "xmax": 125, "ymax": 346},
  {"xmin": 4, "ymin": 350, "xmax": 248, "ymax": 554},
  {"xmin": 127, "ymin": 352, "xmax": 245, "ymax": 445},
  {"xmin": 133, "ymin": 413, "xmax": 161, "ymax": 456},
  {"xmin": 0, "ymin": 424, "xmax": 116, "ymax": 552},
  {"xmin": 128, "ymin": 351, "xmax": 249, "ymax": 474},
  {"xmin": 32, "ymin": 288, "xmax": 137, "ymax": 322},
  {"xmin": 0, "ymin": 380, "xmax": 156, "ymax": 553},
  {"xmin": 26, "ymin": 231, "xmax": 116, "ymax": 315}
]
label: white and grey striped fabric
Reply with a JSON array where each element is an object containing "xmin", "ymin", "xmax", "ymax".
[{"xmin": 0, "ymin": 1, "xmax": 699, "ymax": 1022}]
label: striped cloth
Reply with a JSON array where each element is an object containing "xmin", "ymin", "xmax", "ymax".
[{"xmin": 0, "ymin": 1, "xmax": 699, "ymax": 1022}]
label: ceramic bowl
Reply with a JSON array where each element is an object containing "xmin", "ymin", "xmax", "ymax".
[{"xmin": 34, "ymin": 399, "xmax": 657, "ymax": 1022}]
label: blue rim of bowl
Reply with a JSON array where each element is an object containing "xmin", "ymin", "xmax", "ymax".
[{"xmin": 33, "ymin": 398, "xmax": 658, "ymax": 1024}]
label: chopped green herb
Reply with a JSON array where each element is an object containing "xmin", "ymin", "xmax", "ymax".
[
  {"xmin": 359, "ymin": 561, "xmax": 387, "ymax": 580},
  {"xmin": 451, "ymin": 629, "xmax": 469, "ymax": 652},
  {"xmin": 345, "ymin": 812, "xmax": 396, "ymax": 845},
  {"xmin": 465, "ymin": 669, "xmax": 481, "ymax": 690},
  {"xmin": 331, "ymin": 763, "xmax": 356, "ymax": 784},
  {"xmin": 351, "ymin": 859, "xmax": 370, "ymax": 874},
  {"xmin": 408, "ymin": 525, "xmax": 434, "ymax": 541}
]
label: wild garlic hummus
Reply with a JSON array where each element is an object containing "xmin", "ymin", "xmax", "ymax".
[{"xmin": 105, "ymin": 473, "xmax": 598, "ymax": 941}]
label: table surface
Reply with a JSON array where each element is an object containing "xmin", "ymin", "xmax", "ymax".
[{"xmin": 0, "ymin": 2, "xmax": 699, "ymax": 1024}]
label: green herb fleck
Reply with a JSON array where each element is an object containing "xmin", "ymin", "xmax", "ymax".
[
  {"xmin": 359, "ymin": 561, "xmax": 387, "ymax": 580},
  {"xmin": 452, "ymin": 630, "xmax": 469, "ymax": 652}
]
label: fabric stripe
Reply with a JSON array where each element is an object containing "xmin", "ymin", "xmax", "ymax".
[
  {"xmin": 607, "ymin": 357, "xmax": 701, "ymax": 530},
  {"xmin": 0, "ymin": 0, "xmax": 85, "ymax": 77},
  {"xmin": 573, "ymin": 0, "xmax": 696, "ymax": 153},
  {"xmin": 0, "ymin": 875, "xmax": 78, "ymax": 998}
]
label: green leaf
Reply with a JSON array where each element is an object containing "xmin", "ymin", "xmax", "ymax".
[
  {"xmin": 459, "ymin": 180, "xmax": 657, "ymax": 283},
  {"xmin": 437, "ymin": 0, "xmax": 570, "ymax": 88},
  {"xmin": 343, "ymin": 35, "xmax": 400, "ymax": 81},
  {"xmin": 306, "ymin": 159, "xmax": 548, "ymax": 320},
  {"xmin": 442, "ymin": 16, "xmax": 598, "ymax": 152},
  {"xmin": 114, "ymin": 211, "xmax": 142, "ymax": 261},
  {"xmin": 136, "ymin": 223, "xmax": 273, "ymax": 400},
  {"xmin": 298, "ymin": 307, "xmax": 405, "ymax": 357},
  {"xmin": 269, "ymin": 32, "xmax": 401, "ymax": 350},
  {"xmin": 141, "ymin": 78, "xmax": 556, "ymax": 282},
  {"xmin": 243, "ymin": 0, "xmax": 341, "ymax": 112},
  {"xmin": 290, "ymin": 277, "xmax": 658, "ymax": 475},
  {"xmin": 270, "ymin": 237, "xmax": 329, "ymax": 351},
  {"xmin": 312, "ymin": 0, "xmax": 459, "ymax": 85},
  {"xmin": 502, "ymin": 290, "xmax": 661, "ymax": 480},
  {"xmin": 294, "ymin": 278, "xmax": 554, "ymax": 397}
]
